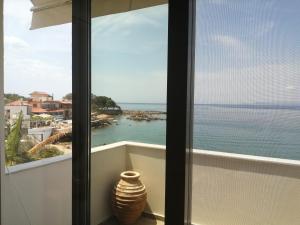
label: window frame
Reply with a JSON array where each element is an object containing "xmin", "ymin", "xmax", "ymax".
[
  {"xmin": 72, "ymin": 0, "xmax": 91, "ymax": 225},
  {"xmin": 72, "ymin": 0, "xmax": 195, "ymax": 224},
  {"xmin": 165, "ymin": 0, "xmax": 195, "ymax": 224}
]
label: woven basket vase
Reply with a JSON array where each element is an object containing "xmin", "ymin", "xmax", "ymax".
[{"xmin": 112, "ymin": 171, "xmax": 147, "ymax": 225}]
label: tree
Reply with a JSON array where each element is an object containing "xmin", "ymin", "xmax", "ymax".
[
  {"xmin": 91, "ymin": 95, "xmax": 121, "ymax": 113},
  {"xmin": 63, "ymin": 93, "xmax": 72, "ymax": 100},
  {"xmin": 4, "ymin": 93, "xmax": 28, "ymax": 104},
  {"xmin": 5, "ymin": 112, "xmax": 23, "ymax": 165}
]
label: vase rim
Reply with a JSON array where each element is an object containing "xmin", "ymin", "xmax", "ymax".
[{"xmin": 121, "ymin": 171, "xmax": 140, "ymax": 180}]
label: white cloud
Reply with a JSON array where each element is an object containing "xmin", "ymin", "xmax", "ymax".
[
  {"xmin": 92, "ymin": 5, "xmax": 166, "ymax": 39},
  {"xmin": 212, "ymin": 35, "xmax": 250, "ymax": 52},
  {"xmin": 210, "ymin": 35, "xmax": 255, "ymax": 59},
  {"xmin": 4, "ymin": 35, "xmax": 30, "ymax": 49},
  {"xmin": 194, "ymin": 63, "xmax": 300, "ymax": 104},
  {"xmin": 5, "ymin": 56, "xmax": 71, "ymax": 98},
  {"xmin": 254, "ymin": 21, "xmax": 274, "ymax": 37}
]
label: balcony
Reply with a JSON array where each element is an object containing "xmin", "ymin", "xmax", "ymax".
[{"xmin": 2, "ymin": 142, "xmax": 300, "ymax": 225}]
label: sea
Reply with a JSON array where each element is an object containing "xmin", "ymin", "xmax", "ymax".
[{"xmin": 91, "ymin": 103, "xmax": 300, "ymax": 160}]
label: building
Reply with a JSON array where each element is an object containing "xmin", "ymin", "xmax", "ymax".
[
  {"xmin": 29, "ymin": 91, "xmax": 53, "ymax": 102},
  {"xmin": 4, "ymin": 100, "xmax": 32, "ymax": 128},
  {"xmin": 28, "ymin": 92, "xmax": 72, "ymax": 120},
  {"xmin": 31, "ymin": 99, "xmax": 72, "ymax": 120}
]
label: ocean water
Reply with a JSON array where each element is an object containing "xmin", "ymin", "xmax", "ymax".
[{"xmin": 91, "ymin": 103, "xmax": 300, "ymax": 160}]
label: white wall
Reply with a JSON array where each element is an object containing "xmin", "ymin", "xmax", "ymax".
[
  {"xmin": 5, "ymin": 105, "xmax": 31, "ymax": 118},
  {"xmin": 191, "ymin": 150, "xmax": 300, "ymax": 225},
  {"xmin": 2, "ymin": 142, "xmax": 127, "ymax": 225},
  {"xmin": 125, "ymin": 142, "xmax": 166, "ymax": 217},
  {"xmin": 2, "ymin": 155, "xmax": 72, "ymax": 225},
  {"xmin": 125, "ymin": 143, "xmax": 300, "ymax": 225},
  {"xmin": 90, "ymin": 142, "xmax": 127, "ymax": 225}
]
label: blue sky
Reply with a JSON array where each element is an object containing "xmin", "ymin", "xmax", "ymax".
[
  {"xmin": 4, "ymin": 0, "xmax": 300, "ymax": 104},
  {"xmin": 91, "ymin": 5, "xmax": 168, "ymax": 103},
  {"xmin": 4, "ymin": 0, "xmax": 71, "ymax": 99},
  {"xmin": 195, "ymin": 0, "xmax": 300, "ymax": 104}
]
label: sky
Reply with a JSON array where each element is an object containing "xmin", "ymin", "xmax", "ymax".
[
  {"xmin": 4, "ymin": 0, "xmax": 72, "ymax": 99},
  {"xmin": 4, "ymin": 0, "xmax": 300, "ymax": 104}
]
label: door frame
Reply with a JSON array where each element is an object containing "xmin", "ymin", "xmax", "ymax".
[
  {"xmin": 72, "ymin": 0, "xmax": 91, "ymax": 225},
  {"xmin": 165, "ymin": 0, "xmax": 195, "ymax": 224},
  {"xmin": 72, "ymin": 1, "xmax": 195, "ymax": 225}
]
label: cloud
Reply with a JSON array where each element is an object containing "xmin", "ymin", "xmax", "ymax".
[
  {"xmin": 253, "ymin": 21, "xmax": 274, "ymax": 37},
  {"xmin": 212, "ymin": 35, "xmax": 250, "ymax": 52},
  {"xmin": 92, "ymin": 6, "xmax": 168, "ymax": 55},
  {"xmin": 4, "ymin": 36, "xmax": 30, "ymax": 49},
  {"xmin": 209, "ymin": 35, "xmax": 255, "ymax": 60},
  {"xmin": 5, "ymin": 56, "xmax": 71, "ymax": 98},
  {"xmin": 194, "ymin": 63, "xmax": 300, "ymax": 104},
  {"xmin": 92, "ymin": 5, "xmax": 166, "ymax": 39}
]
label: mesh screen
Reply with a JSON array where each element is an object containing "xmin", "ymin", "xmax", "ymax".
[{"xmin": 192, "ymin": 1, "xmax": 300, "ymax": 224}]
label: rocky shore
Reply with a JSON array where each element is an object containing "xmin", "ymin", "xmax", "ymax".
[
  {"xmin": 91, "ymin": 113, "xmax": 115, "ymax": 128},
  {"xmin": 91, "ymin": 110, "xmax": 166, "ymax": 129},
  {"xmin": 123, "ymin": 110, "xmax": 166, "ymax": 122}
]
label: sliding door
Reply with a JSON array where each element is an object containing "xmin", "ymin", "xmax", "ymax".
[
  {"xmin": 192, "ymin": 1, "xmax": 300, "ymax": 225},
  {"xmin": 90, "ymin": 2, "xmax": 168, "ymax": 225},
  {"xmin": 72, "ymin": 0, "xmax": 196, "ymax": 225}
]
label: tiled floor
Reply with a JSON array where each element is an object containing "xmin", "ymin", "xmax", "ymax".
[{"xmin": 100, "ymin": 216, "xmax": 164, "ymax": 225}]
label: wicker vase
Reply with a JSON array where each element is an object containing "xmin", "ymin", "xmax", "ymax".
[{"xmin": 112, "ymin": 171, "xmax": 147, "ymax": 225}]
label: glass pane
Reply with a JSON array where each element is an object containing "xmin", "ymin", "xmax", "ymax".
[
  {"xmin": 2, "ymin": 0, "xmax": 72, "ymax": 224},
  {"xmin": 91, "ymin": 4, "xmax": 168, "ymax": 225},
  {"xmin": 192, "ymin": 1, "xmax": 300, "ymax": 225}
]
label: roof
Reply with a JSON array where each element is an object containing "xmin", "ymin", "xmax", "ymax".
[
  {"xmin": 32, "ymin": 107, "xmax": 64, "ymax": 114},
  {"xmin": 60, "ymin": 100, "xmax": 72, "ymax": 105},
  {"xmin": 30, "ymin": 91, "xmax": 51, "ymax": 97},
  {"xmin": 6, "ymin": 100, "xmax": 31, "ymax": 107},
  {"xmin": 42, "ymin": 100, "xmax": 72, "ymax": 105},
  {"xmin": 42, "ymin": 100, "xmax": 62, "ymax": 104},
  {"xmin": 31, "ymin": 107, "xmax": 47, "ymax": 113}
]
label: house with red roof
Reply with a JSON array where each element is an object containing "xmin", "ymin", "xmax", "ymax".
[{"xmin": 5, "ymin": 92, "xmax": 72, "ymax": 123}]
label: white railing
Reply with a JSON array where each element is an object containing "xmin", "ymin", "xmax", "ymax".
[{"xmin": 2, "ymin": 142, "xmax": 300, "ymax": 225}]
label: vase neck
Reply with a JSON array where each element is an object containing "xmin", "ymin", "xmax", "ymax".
[{"xmin": 120, "ymin": 171, "xmax": 140, "ymax": 182}]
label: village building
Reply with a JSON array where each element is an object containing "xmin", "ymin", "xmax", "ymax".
[
  {"xmin": 30, "ymin": 98, "xmax": 72, "ymax": 120},
  {"xmin": 4, "ymin": 100, "xmax": 32, "ymax": 128},
  {"xmin": 29, "ymin": 91, "xmax": 53, "ymax": 102},
  {"xmin": 5, "ymin": 92, "xmax": 72, "ymax": 129},
  {"xmin": 24, "ymin": 92, "xmax": 72, "ymax": 120}
]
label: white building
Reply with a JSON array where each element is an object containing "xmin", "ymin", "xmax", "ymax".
[{"xmin": 5, "ymin": 100, "xmax": 32, "ymax": 128}]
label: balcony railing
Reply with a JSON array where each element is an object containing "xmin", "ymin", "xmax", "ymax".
[{"xmin": 3, "ymin": 141, "xmax": 300, "ymax": 225}]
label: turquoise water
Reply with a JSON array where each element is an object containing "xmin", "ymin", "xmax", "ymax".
[
  {"xmin": 91, "ymin": 103, "xmax": 166, "ymax": 147},
  {"xmin": 91, "ymin": 103, "xmax": 300, "ymax": 160}
]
